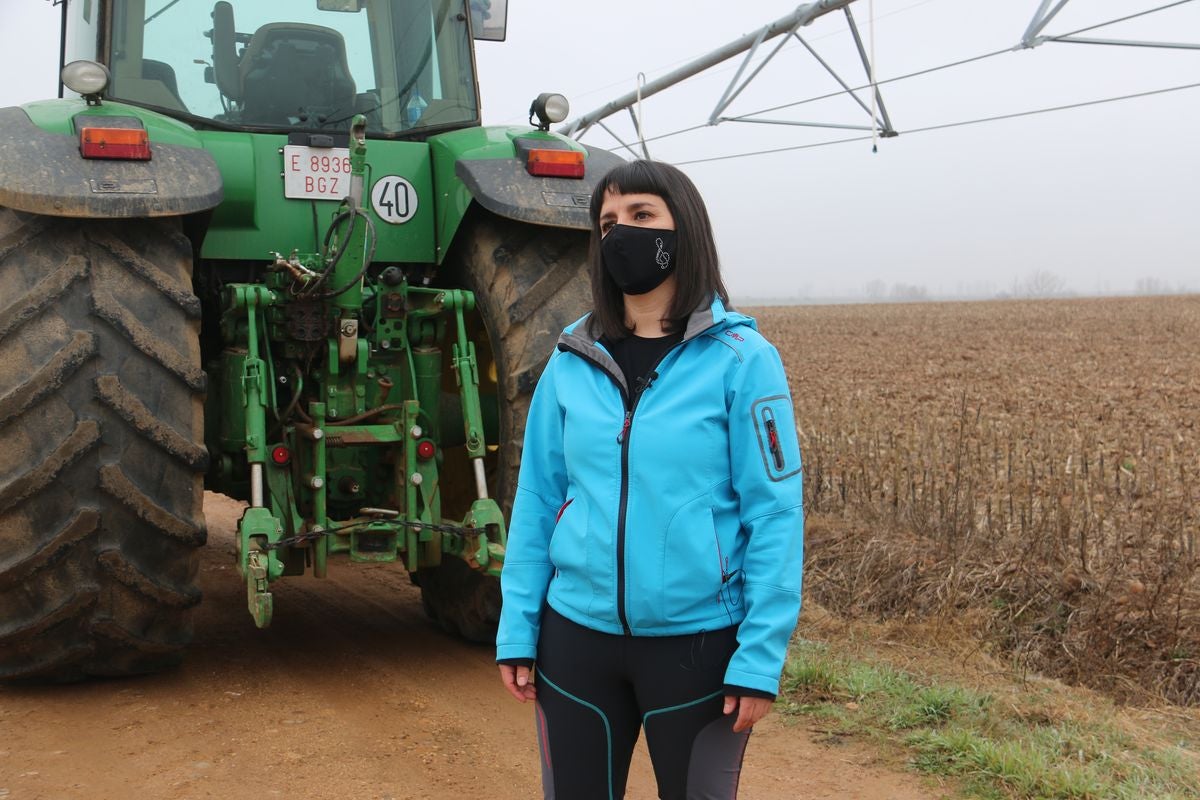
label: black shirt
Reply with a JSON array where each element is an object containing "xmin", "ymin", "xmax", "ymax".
[{"xmin": 600, "ymin": 331, "xmax": 684, "ymax": 400}]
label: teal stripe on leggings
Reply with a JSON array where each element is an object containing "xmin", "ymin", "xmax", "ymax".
[
  {"xmin": 642, "ymin": 689, "xmax": 724, "ymax": 725},
  {"xmin": 536, "ymin": 667, "xmax": 615, "ymax": 800}
]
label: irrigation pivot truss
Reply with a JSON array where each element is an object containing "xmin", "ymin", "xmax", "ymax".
[
  {"xmin": 560, "ymin": 0, "xmax": 1199, "ymax": 161},
  {"xmin": 558, "ymin": 0, "xmax": 894, "ymax": 157}
]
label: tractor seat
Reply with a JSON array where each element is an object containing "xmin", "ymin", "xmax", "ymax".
[
  {"xmin": 142, "ymin": 59, "xmax": 187, "ymax": 109},
  {"xmin": 238, "ymin": 22, "xmax": 356, "ymax": 126}
]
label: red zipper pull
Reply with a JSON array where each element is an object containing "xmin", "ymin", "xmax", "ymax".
[{"xmin": 616, "ymin": 411, "xmax": 632, "ymax": 444}]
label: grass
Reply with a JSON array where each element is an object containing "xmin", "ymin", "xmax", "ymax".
[{"xmin": 780, "ymin": 637, "xmax": 1200, "ymax": 800}]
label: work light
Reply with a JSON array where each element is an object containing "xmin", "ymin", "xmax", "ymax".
[
  {"xmin": 529, "ymin": 93, "xmax": 569, "ymax": 131},
  {"xmin": 61, "ymin": 60, "xmax": 111, "ymax": 100}
]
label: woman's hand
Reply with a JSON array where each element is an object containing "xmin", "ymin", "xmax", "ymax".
[
  {"xmin": 499, "ymin": 664, "xmax": 537, "ymax": 703},
  {"xmin": 723, "ymin": 695, "xmax": 772, "ymax": 733}
]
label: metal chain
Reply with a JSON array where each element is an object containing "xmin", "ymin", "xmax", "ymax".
[{"xmin": 260, "ymin": 519, "xmax": 488, "ymax": 551}]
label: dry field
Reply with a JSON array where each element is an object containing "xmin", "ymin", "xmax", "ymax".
[{"xmin": 752, "ymin": 296, "xmax": 1200, "ymax": 705}]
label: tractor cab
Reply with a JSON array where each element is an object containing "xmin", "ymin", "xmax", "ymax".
[{"xmin": 65, "ymin": 0, "xmax": 507, "ymax": 136}]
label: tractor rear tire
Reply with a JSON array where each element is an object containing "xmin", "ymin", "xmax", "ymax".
[
  {"xmin": 0, "ymin": 209, "xmax": 206, "ymax": 681},
  {"xmin": 419, "ymin": 208, "xmax": 592, "ymax": 642}
]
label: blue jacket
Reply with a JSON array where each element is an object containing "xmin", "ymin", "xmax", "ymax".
[{"xmin": 496, "ymin": 297, "xmax": 804, "ymax": 695}]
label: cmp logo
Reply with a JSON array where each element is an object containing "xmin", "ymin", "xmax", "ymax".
[{"xmin": 371, "ymin": 175, "xmax": 418, "ymax": 224}]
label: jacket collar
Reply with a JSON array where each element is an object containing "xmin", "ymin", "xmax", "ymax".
[
  {"xmin": 555, "ymin": 296, "xmax": 751, "ymax": 397},
  {"xmin": 557, "ymin": 324, "xmax": 630, "ymax": 397},
  {"xmin": 562, "ymin": 295, "xmax": 745, "ymax": 347},
  {"xmin": 683, "ymin": 295, "xmax": 730, "ymax": 340}
]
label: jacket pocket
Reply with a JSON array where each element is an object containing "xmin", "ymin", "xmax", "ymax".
[
  {"xmin": 548, "ymin": 493, "xmax": 588, "ymax": 580},
  {"xmin": 660, "ymin": 493, "xmax": 723, "ymax": 623}
]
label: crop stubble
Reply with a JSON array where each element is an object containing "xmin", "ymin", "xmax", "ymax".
[{"xmin": 753, "ymin": 296, "xmax": 1200, "ymax": 705}]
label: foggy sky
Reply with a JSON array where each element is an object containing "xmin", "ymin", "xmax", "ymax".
[{"xmin": 2, "ymin": 0, "xmax": 1197, "ymax": 299}]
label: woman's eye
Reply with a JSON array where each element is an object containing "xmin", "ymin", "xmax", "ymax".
[{"xmin": 600, "ymin": 221, "xmax": 615, "ymax": 234}]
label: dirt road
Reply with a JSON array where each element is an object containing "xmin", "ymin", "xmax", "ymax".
[{"xmin": 0, "ymin": 493, "xmax": 937, "ymax": 799}]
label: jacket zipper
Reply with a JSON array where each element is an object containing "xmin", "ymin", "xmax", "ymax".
[
  {"xmin": 615, "ymin": 399, "xmax": 640, "ymax": 632},
  {"xmin": 561, "ymin": 346, "xmax": 637, "ymax": 633},
  {"xmin": 612, "ymin": 348, "xmax": 679, "ymax": 635}
]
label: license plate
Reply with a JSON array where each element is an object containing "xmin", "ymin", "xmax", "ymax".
[{"xmin": 282, "ymin": 145, "xmax": 353, "ymax": 201}]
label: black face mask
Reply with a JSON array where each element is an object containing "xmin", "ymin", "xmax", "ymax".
[{"xmin": 600, "ymin": 225, "xmax": 677, "ymax": 295}]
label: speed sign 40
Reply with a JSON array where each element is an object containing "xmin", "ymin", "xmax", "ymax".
[{"xmin": 371, "ymin": 175, "xmax": 418, "ymax": 225}]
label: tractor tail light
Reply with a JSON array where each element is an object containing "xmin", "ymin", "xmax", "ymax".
[
  {"xmin": 526, "ymin": 148, "xmax": 584, "ymax": 178},
  {"xmin": 79, "ymin": 127, "xmax": 152, "ymax": 160},
  {"xmin": 417, "ymin": 440, "xmax": 436, "ymax": 460},
  {"xmin": 271, "ymin": 446, "xmax": 291, "ymax": 466}
]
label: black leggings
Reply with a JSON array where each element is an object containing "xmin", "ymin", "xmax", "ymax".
[{"xmin": 533, "ymin": 607, "xmax": 750, "ymax": 800}]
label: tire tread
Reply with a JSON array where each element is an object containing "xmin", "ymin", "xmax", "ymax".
[
  {"xmin": 0, "ymin": 210, "xmax": 205, "ymax": 681},
  {"xmin": 0, "ymin": 331, "xmax": 97, "ymax": 423},
  {"xmin": 0, "ymin": 420, "xmax": 102, "ymax": 511},
  {"xmin": 419, "ymin": 208, "xmax": 590, "ymax": 643}
]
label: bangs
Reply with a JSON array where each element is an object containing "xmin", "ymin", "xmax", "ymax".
[{"xmin": 589, "ymin": 161, "xmax": 673, "ymax": 223}]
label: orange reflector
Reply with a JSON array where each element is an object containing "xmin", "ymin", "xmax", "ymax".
[
  {"xmin": 526, "ymin": 148, "xmax": 585, "ymax": 178},
  {"xmin": 79, "ymin": 127, "xmax": 152, "ymax": 160}
]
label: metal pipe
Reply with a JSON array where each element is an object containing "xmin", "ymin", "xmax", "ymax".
[
  {"xmin": 720, "ymin": 117, "xmax": 877, "ymax": 131},
  {"xmin": 1024, "ymin": 0, "xmax": 1073, "ymax": 46},
  {"xmin": 793, "ymin": 32, "xmax": 882, "ymax": 126},
  {"xmin": 596, "ymin": 120, "xmax": 642, "ymax": 159},
  {"xmin": 843, "ymin": 6, "xmax": 895, "ymax": 134},
  {"xmin": 473, "ymin": 458, "xmax": 489, "ymax": 499},
  {"xmin": 708, "ymin": 25, "xmax": 770, "ymax": 124},
  {"xmin": 560, "ymin": 0, "xmax": 857, "ymax": 137},
  {"xmin": 1052, "ymin": 36, "xmax": 1200, "ymax": 50},
  {"xmin": 250, "ymin": 463, "xmax": 264, "ymax": 507},
  {"xmin": 359, "ymin": 507, "xmax": 401, "ymax": 518},
  {"xmin": 1022, "ymin": 0, "xmax": 1056, "ymax": 46},
  {"xmin": 243, "ymin": 291, "xmax": 269, "ymax": 506}
]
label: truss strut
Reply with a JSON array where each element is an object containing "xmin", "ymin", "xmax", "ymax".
[
  {"xmin": 1021, "ymin": 0, "xmax": 1198, "ymax": 51},
  {"xmin": 843, "ymin": 6, "xmax": 895, "ymax": 135},
  {"xmin": 708, "ymin": 26, "xmax": 772, "ymax": 124},
  {"xmin": 559, "ymin": 0, "xmax": 861, "ymax": 139},
  {"xmin": 1053, "ymin": 36, "xmax": 1200, "ymax": 50}
]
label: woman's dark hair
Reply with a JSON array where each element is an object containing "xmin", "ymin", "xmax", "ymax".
[{"xmin": 586, "ymin": 159, "xmax": 730, "ymax": 339}]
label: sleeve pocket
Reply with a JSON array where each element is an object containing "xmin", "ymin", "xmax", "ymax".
[{"xmin": 750, "ymin": 395, "xmax": 802, "ymax": 482}]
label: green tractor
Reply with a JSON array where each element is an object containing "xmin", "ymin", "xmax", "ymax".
[{"xmin": 0, "ymin": 0, "xmax": 617, "ymax": 680}]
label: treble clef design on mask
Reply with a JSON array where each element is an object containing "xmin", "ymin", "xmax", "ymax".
[{"xmin": 655, "ymin": 237, "xmax": 671, "ymax": 270}]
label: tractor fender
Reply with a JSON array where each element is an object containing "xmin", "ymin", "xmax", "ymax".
[
  {"xmin": 0, "ymin": 105, "xmax": 222, "ymax": 218},
  {"xmin": 430, "ymin": 125, "xmax": 625, "ymax": 249},
  {"xmin": 453, "ymin": 142, "xmax": 624, "ymax": 232}
]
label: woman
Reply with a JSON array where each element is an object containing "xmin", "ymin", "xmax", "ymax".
[{"xmin": 496, "ymin": 159, "xmax": 804, "ymax": 800}]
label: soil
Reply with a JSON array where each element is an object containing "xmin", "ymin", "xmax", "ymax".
[
  {"xmin": 754, "ymin": 296, "xmax": 1200, "ymax": 703},
  {"xmin": 0, "ymin": 493, "xmax": 941, "ymax": 800}
]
